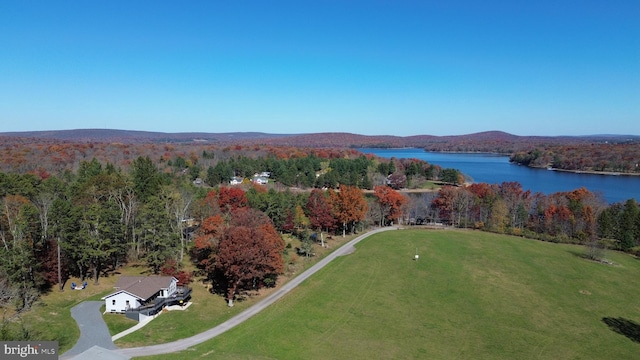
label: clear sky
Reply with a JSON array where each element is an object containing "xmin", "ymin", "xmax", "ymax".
[{"xmin": 1, "ymin": 1, "xmax": 638, "ymax": 136}]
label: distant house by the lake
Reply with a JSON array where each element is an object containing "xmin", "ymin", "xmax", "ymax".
[{"xmin": 102, "ymin": 276, "xmax": 192, "ymax": 321}]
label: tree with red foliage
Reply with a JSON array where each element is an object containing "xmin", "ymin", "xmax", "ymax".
[
  {"xmin": 373, "ymin": 185, "xmax": 407, "ymax": 226},
  {"xmin": 216, "ymin": 187, "xmax": 248, "ymax": 212},
  {"xmin": 192, "ymin": 214, "xmax": 225, "ymax": 275},
  {"xmin": 37, "ymin": 238, "xmax": 70, "ymax": 288},
  {"xmin": 467, "ymin": 183, "xmax": 499, "ymax": 227},
  {"xmin": 160, "ymin": 259, "xmax": 193, "ymax": 286},
  {"xmin": 329, "ymin": 185, "xmax": 368, "ymax": 237},
  {"xmin": 195, "ymin": 187, "xmax": 247, "ymax": 219},
  {"xmin": 216, "ymin": 208, "xmax": 284, "ymax": 306},
  {"xmin": 306, "ymin": 189, "xmax": 336, "ymax": 247},
  {"xmin": 432, "ymin": 186, "xmax": 458, "ymax": 226}
]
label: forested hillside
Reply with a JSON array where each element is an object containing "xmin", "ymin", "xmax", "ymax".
[
  {"xmin": 3, "ymin": 129, "xmax": 638, "ymax": 175},
  {"xmin": 510, "ymin": 143, "xmax": 640, "ymax": 174}
]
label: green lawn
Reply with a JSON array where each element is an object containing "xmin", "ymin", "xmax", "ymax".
[
  {"xmin": 114, "ymin": 233, "xmax": 358, "ymax": 348},
  {"xmin": 14, "ymin": 233, "xmax": 356, "ymax": 354},
  {"xmin": 137, "ymin": 229, "xmax": 640, "ymax": 359},
  {"xmin": 19, "ymin": 280, "xmax": 116, "ymax": 352},
  {"xmin": 103, "ymin": 309, "xmax": 138, "ymax": 336}
]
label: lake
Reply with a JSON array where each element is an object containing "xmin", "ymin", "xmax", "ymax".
[{"xmin": 358, "ymin": 148, "xmax": 640, "ymax": 204}]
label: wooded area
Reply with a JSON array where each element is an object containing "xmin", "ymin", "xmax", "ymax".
[{"xmin": 510, "ymin": 143, "xmax": 640, "ymax": 174}]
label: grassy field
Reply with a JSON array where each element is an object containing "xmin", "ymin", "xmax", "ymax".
[
  {"xmin": 137, "ymin": 229, "xmax": 640, "ymax": 359},
  {"xmin": 113, "ymin": 233, "xmax": 358, "ymax": 348},
  {"xmin": 16, "ymin": 232, "xmax": 358, "ymax": 353}
]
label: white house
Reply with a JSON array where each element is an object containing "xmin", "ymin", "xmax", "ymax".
[
  {"xmin": 252, "ymin": 176, "xmax": 268, "ymax": 185},
  {"xmin": 229, "ymin": 176, "xmax": 243, "ymax": 185},
  {"xmin": 102, "ymin": 276, "xmax": 179, "ymax": 314}
]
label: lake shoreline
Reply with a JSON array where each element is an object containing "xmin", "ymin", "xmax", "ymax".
[
  {"xmin": 529, "ymin": 165, "xmax": 640, "ymax": 177},
  {"xmin": 359, "ymin": 148, "xmax": 640, "ymax": 204}
]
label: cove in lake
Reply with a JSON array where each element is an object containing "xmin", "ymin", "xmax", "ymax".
[{"xmin": 359, "ymin": 148, "xmax": 640, "ymax": 204}]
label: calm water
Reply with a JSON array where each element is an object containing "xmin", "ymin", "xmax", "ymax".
[{"xmin": 359, "ymin": 148, "xmax": 640, "ymax": 204}]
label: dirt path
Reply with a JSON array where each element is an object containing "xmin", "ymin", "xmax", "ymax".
[{"xmin": 114, "ymin": 227, "xmax": 397, "ymax": 358}]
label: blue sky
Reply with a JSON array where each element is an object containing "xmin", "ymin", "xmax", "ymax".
[{"xmin": 1, "ymin": 1, "xmax": 638, "ymax": 136}]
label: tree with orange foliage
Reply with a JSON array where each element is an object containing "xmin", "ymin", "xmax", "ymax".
[
  {"xmin": 329, "ymin": 185, "xmax": 368, "ymax": 237},
  {"xmin": 192, "ymin": 214, "xmax": 225, "ymax": 275},
  {"xmin": 216, "ymin": 187, "xmax": 248, "ymax": 212},
  {"xmin": 373, "ymin": 185, "xmax": 407, "ymax": 226},
  {"xmin": 195, "ymin": 187, "xmax": 248, "ymax": 220},
  {"xmin": 216, "ymin": 208, "xmax": 284, "ymax": 306}
]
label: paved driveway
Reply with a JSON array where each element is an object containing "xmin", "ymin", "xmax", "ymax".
[
  {"xmin": 60, "ymin": 301, "xmax": 116, "ymax": 359},
  {"xmin": 61, "ymin": 227, "xmax": 396, "ymax": 359},
  {"xmin": 115, "ymin": 227, "xmax": 396, "ymax": 358}
]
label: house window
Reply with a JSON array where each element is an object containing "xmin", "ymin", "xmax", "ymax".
[
  {"xmin": 125, "ymin": 300, "xmax": 130, "ymax": 308},
  {"xmin": 112, "ymin": 299, "xmax": 116, "ymax": 306}
]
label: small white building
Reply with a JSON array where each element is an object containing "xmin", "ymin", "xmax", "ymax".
[
  {"xmin": 229, "ymin": 176, "xmax": 243, "ymax": 185},
  {"xmin": 102, "ymin": 276, "xmax": 178, "ymax": 314},
  {"xmin": 252, "ymin": 176, "xmax": 268, "ymax": 185}
]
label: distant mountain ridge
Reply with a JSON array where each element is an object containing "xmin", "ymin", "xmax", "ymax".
[
  {"xmin": 0, "ymin": 129, "xmax": 296, "ymax": 143},
  {"xmin": 1, "ymin": 129, "xmax": 638, "ymax": 152}
]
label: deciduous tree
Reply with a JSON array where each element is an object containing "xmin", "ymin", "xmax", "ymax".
[
  {"xmin": 329, "ymin": 185, "xmax": 368, "ymax": 237},
  {"xmin": 192, "ymin": 214, "xmax": 224, "ymax": 275},
  {"xmin": 373, "ymin": 185, "xmax": 407, "ymax": 226},
  {"xmin": 216, "ymin": 208, "xmax": 284, "ymax": 306},
  {"xmin": 305, "ymin": 189, "xmax": 335, "ymax": 247}
]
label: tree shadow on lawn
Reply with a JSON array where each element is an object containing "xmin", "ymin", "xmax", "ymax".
[
  {"xmin": 567, "ymin": 249, "xmax": 615, "ymax": 265},
  {"xmin": 602, "ymin": 317, "xmax": 640, "ymax": 343}
]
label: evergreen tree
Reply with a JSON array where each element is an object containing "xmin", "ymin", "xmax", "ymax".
[
  {"xmin": 137, "ymin": 195, "xmax": 178, "ymax": 274},
  {"xmin": 131, "ymin": 156, "xmax": 162, "ymax": 202},
  {"xmin": 619, "ymin": 199, "xmax": 639, "ymax": 251}
]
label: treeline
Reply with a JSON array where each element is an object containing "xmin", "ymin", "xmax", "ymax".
[
  {"xmin": 429, "ymin": 182, "xmax": 640, "ymax": 253},
  {"xmin": 0, "ymin": 136, "xmax": 363, "ymax": 175},
  {"xmin": 510, "ymin": 143, "xmax": 640, "ymax": 174},
  {"xmin": 203, "ymin": 154, "xmax": 460, "ymax": 189}
]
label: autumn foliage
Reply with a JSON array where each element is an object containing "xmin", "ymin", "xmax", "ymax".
[
  {"xmin": 216, "ymin": 208, "xmax": 284, "ymax": 306},
  {"xmin": 329, "ymin": 185, "xmax": 368, "ymax": 236},
  {"xmin": 373, "ymin": 185, "xmax": 407, "ymax": 226},
  {"xmin": 192, "ymin": 206, "xmax": 285, "ymax": 306}
]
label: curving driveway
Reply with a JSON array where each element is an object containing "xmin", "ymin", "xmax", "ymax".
[
  {"xmin": 64, "ymin": 227, "xmax": 396, "ymax": 358},
  {"xmin": 60, "ymin": 301, "xmax": 117, "ymax": 359}
]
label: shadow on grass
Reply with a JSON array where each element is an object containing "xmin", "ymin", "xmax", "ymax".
[
  {"xmin": 602, "ymin": 317, "xmax": 640, "ymax": 343},
  {"xmin": 567, "ymin": 249, "xmax": 588, "ymax": 259}
]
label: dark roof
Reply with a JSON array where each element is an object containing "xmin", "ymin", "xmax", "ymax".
[{"xmin": 111, "ymin": 276, "xmax": 176, "ymax": 300}]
